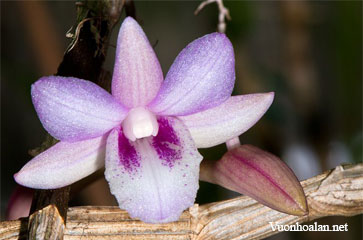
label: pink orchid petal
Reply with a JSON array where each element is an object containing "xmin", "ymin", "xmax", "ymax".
[
  {"xmin": 179, "ymin": 93, "xmax": 274, "ymax": 148},
  {"xmin": 200, "ymin": 145, "xmax": 308, "ymax": 216},
  {"xmin": 112, "ymin": 17, "xmax": 163, "ymax": 108},
  {"xmin": 6, "ymin": 186, "xmax": 33, "ymax": 220},
  {"xmin": 32, "ymin": 76, "xmax": 127, "ymax": 142},
  {"xmin": 148, "ymin": 33, "xmax": 235, "ymax": 116},
  {"xmin": 105, "ymin": 117, "xmax": 202, "ymax": 223},
  {"xmin": 14, "ymin": 135, "xmax": 107, "ymax": 189}
]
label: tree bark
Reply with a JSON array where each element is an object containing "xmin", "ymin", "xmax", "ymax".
[
  {"xmin": 26, "ymin": 1, "xmax": 125, "ymax": 239},
  {"xmin": 2, "ymin": 163, "xmax": 362, "ymax": 240}
]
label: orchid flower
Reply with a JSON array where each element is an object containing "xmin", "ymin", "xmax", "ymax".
[{"xmin": 14, "ymin": 17, "xmax": 274, "ymax": 223}]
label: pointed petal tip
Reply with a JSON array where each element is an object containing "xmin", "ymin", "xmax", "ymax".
[
  {"xmin": 262, "ymin": 91, "xmax": 275, "ymax": 111},
  {"xmin": 272, "ymin": 184, "xmax": 308, "ymax": 216},
  {"xmin": 31, "ymin": 76, "xmax": 46, "ymax": 95},
  {"xmin": 259, "ymin": 91, "xmax": 275, "ymax": 106},
  {"xmin": 14, "ymin": 171, "xmax": 23, "ymax": 184},
  {"xmin": 267, "ymin": 91, "xmax": 275, "ymax": 97},
  {"xmin": 13, "ymin": 172, "xmax": 20, "ymax": 184},
  {"xmin": 249, "ymin": 91, "xmax": 275, "ymax": 116},
  {"xmin": 267, "ymin": 91, "xmax": 275, "ymax": 101},
  {"xmin": 123, "ymin": 16, "xmax": 137, "ymax": 23},
  {"xmin": 31, "ymin": 76, "xmax": 50, "ymax": 93},
  {"xmin": 113, "ymin": 15, "xmax": 163, "ymax": 107},
  {"xmin": 291, "ymin": 200, "xmax": 309, "ymax": 216},
  {"xmin": 121, "ymin": 16, "xmax": 140, "ymax": 31},
  {"xmin": 208, "ymin": 31, "xmax": 230, "ymax": 41},
  {"xmin": 206, "ymin": 32, "xmax": 233, "ymax": 52},
  {"xmin": 210, "ymin": 31, "xmax": 227, "ymax": 40},
  {"xmin": 14, "ymin": 136, "xmax": 107, "ymax": 190},
  {"xmin": 13, "ymin": 166, "xmax": 49, "ymax": 190},
  {"xmin": 13, "ymin": 170, "xmax": 34, "ymax": 189},
  {"xmin": 287, "ymin": 189, "xmax": 309, "ymax": 216}
]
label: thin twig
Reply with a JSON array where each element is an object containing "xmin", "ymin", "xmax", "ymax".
[
  {"xmin": 2, "ymin": 164, "xmax": 362, "ymax": 240},
  {"xmin": 195, "ymin": 0, "xmax": 231, "ymax": 33},
  {"xmin": 65, "ymin": 17, "xmax": 93, "ymax": 53}
]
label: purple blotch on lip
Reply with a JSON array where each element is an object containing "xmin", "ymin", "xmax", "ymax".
[
  {"xmin": 152, "ymin": 117, "xmax": 182, "ymax": 168},
  {"xmin": 118, "ymin": 130, "xmax": 140, "ymax": 172}
]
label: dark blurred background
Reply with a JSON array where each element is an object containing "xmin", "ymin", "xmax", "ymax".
[{"xmin": 1, "ymin": 1, "xmax": 362, "ymax": 239}]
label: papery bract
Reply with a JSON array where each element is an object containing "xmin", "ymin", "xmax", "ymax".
[{"xmin": 15, "ymin": 17, "xmax": 274, "ymax": 223}]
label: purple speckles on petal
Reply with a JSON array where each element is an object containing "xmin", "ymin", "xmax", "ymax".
[
  {"xmin": 118, "ymin": 130, "xmax": 140, "ymax": 172},
  {"xmin": 152, "ymin": 117, "xmax": 182, "ymax": 168},
  {"xmin": 104, "ymin": 115, "xmax": 203, "ymax": 223}
]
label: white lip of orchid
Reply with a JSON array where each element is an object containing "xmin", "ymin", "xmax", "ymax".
[{"xmin": 121, "ymin": 107, "xmax": 159, "ymax": 141}]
